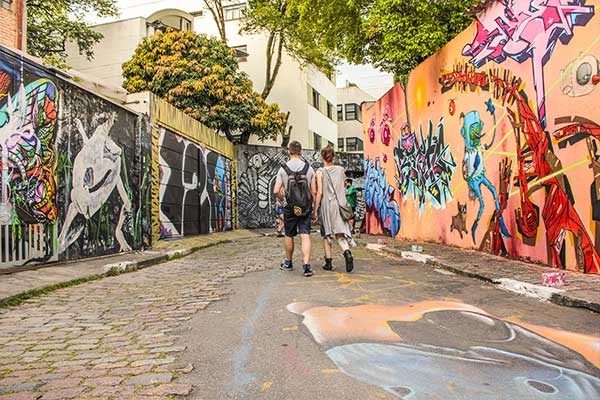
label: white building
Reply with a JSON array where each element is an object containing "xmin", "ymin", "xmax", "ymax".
[
  {"xmin": 66, "ymin": 0, "xmax": 338, "ymax": 150},
  {"xmin": 337, "ymin": 83, "xmax": 375, "ymax": 153}
]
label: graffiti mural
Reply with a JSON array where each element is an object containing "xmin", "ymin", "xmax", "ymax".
[
  {"xmin": 236, "ymin": 145, "xmax": 365, "ymax": 229},
  {"xmin": 362, "ymin": 0, "xmax": 600, "ymax": 273},
  {"xmin": 463, "ymin": 0, "xmax": 595, "ymax": 128},
  {"xmin": 0, "ymin": 49, "xmax": 60, "ymax": 265},
  {"xmin": 288, "ymin": 301, "xmax": 600, "ymax": 399},
  {"xmin": 364, "ymin": 158, "xmax": 401, "ymax": 237},
  {"xmin": 57, "ymin": 84, "xmax": 151, "ymax": 261},
  {"xmin": 394, "ymin": 119, "xmax": 456, "ymax": 214},
  {"xmin": 0, "ymin": 47, "xmax": 151, "ymax": 265},
  {"xmin": 159, "ymin": 128, "xmax": 232, "ymax": 238}
]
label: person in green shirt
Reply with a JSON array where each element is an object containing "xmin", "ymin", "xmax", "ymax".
[{"xmin": 345, "ymin": 178, "xmax": 357, "ymax": 231}]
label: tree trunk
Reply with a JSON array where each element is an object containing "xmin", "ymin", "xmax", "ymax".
[
  {"xmin": 261, "ymin": 31, "xmax": 283, "ymax": 99},
  {"xmin": 204, "ymin": 0, "xmax": 227, "ymax": 42}
]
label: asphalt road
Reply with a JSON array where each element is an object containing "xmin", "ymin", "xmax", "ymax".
[
  {"xmin": 0, "ymin": 234, "xmax": 598, "ymax": 400},
  {"xmin": 175, "ymin": 236, "xmax": 600, "ymax": 400}
]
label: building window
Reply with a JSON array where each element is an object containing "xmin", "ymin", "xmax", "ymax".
[
  {"xmin": 1, "ymin": 0, "xmax": 12, "ymax": 10},
  {"xmin": 338, "ymin": 138, "xmax": 344, "ymax": 151},
  {"xmin": 346, "ymin": 137, "xmax": 363, "ymax": 151},
  {"xmin": 312, "ymin": 89, "xmax": 320, "ymax": 110},
  {"xmin": 337, "ymin": 105, "xmax": 343, "ymax": 121},
  {"xmin": 327, "ymin": 102, "xmax": 333, "ymax": 119},
  {"xmin": 313, "ymin": 132, "xmax": 322, "ymax": 150},
  {"xmin": 345, "ymin": 103, "xmax": 360, "ymax": 121},
  {"xmin": 232, "ymin": 45, "xmax": 248, "ymax": 62},
  {"xmin": 224, "ymin": 3, "xmax": 246, "ymax": 21}
]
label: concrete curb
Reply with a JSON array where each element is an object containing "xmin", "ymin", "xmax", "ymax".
[{"xmin": 366, "ymin": 243, "xmax": 600, "ymax": 314}]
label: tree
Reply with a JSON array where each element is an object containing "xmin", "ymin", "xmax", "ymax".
[
  {"xmin": 286, "ymin": 0, "xmax": 478, "ymax": 81},
  {"xmin": 202, "ymin": 0, "xmax": 227, "ymax": 41},
  {"xmin": 122, "ymin": 30, "xmax": 287, "ymax": 144},
  {"xmin": 240, "ymin": 0, "xmax": 335, "ymax": 99},
  {"xmin": 26, "ymin": 0, "xmax": 119, "ymax": 62}
]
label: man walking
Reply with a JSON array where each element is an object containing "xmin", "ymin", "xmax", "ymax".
[{"xmin": 273, "ymin": 141, "xmax": 315, "ymax": 277}]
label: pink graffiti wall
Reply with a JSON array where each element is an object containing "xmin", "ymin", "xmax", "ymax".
[{"xmin": 363, "ymin": 0, "xmax": 600, "ymax": 273}]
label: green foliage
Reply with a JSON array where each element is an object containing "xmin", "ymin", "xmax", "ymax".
[
  {"xmin": 26, "ymin": 0, "xmax": 119, "ymax": 62},
  {"xmin": 122, "ymin": 30, "xmax": 287, "ymax": 143},
  {"xmin": 286, "ymin": 0, "xmax": 478, "ymax": 81},
  {"xmin": 241, "ymin": 0, "xmax": 335, "ymax": 98}
]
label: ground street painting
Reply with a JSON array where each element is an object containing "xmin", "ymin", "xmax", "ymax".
[
  {"xmin": 288, "ymin": 301, "xmax": 600, "ymax": 399},
  {"xmin": 363, "ymin": 0, "xmax": 600, "ymax": 273},
  {"xmin": 158, "ymin": 127, "xmax": 232, "ymax": 238}
]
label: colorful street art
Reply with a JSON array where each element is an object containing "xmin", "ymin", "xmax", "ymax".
[
  {"xmin": 364, "ymin": 158, "xmax": 401, "ymax": 237},
  {"xmin": 0, "ymin": 47, "xmax": 152, "ymax": 265},
  {"xmin": 362, "ymin": 0, "xmax": 600, "ymax": 273},
  {"xmin": 158, "ymin": 127, "xmax": 232, "ymax": 238},
  {"xmin": 0, "ymin": 74, "xmax": 58, "ymax": 226},
  {"xmin": 288, "ymin": 301, "xmax": 600, "ymax": 399}
]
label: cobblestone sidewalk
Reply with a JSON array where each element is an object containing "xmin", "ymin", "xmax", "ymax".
[{"xmin": 0, "ymin": 235, "xmax": 277, "ymax": 400}]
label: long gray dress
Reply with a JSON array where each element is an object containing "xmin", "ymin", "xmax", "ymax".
[{"xmin": 318, "ymin": 165, "xmax": 354, "ymax": 243}]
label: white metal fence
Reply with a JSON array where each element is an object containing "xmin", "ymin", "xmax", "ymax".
[{"xmin": 0, "ymin": 224, "xmax": 57, "ymax": 269}]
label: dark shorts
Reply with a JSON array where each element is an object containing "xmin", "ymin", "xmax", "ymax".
[
  {"xmin": 275, "ymin": 206, "xmax": 285, "ymax": 216},
  {"xmin": 284, "ymin": 209, "xmax": 311, "ymax": 237}
]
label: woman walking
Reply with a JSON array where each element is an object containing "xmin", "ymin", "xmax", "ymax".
[{"xmin": 312, "ymin": 145, "xmax": 356, "ymax": 272}]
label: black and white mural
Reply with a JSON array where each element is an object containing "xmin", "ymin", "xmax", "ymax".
[
  {"xmin": 159, "ymin": 128, "xmax": 232, "ymax": 238},
  {"xmin": 236, "ymin": 145, "xmax": 365, "ymax": 229},
  {"xmin": 57, "ymin": 84, "xmax": 152, "ymax": 261}
]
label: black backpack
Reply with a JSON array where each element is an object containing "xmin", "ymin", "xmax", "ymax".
[{"xmin": 281, "ymin": 162, "xmax": 312, "ymax": 216}]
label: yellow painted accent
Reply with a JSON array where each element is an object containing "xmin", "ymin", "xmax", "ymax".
[
  {"xmin": 262, "ymin": 381, "xmax": 273, "ymax": 391},
  {"xmin": 321, "ymin": 369, "xmax": 340, "ymax": 374},
  {"xmin": 282, "ymin": 325, "xmax": 299, "ymax": 331},
  {"xmin": 150, "ymin": 94, "xmax": 234, "ymax": 159},
  {"xmin": 509, "ymin": 158, "xmax": 588, "ymax": 197},
  {"xmin": 151, "ymin": 124, "xmax": 161, "ymax": 244}
]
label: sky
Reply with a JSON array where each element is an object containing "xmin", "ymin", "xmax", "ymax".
[
  {"xmin": 95, "ymin": 0, "xmax": 395, "ymax": 100},
  {"xmin": 336, "ymin": 63, "xmax": 394, "ymax": 99}
]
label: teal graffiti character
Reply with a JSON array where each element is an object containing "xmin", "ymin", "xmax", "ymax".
[{"xmin": 460, "ymin": 100, "xmax": 509, "ymax": 242}]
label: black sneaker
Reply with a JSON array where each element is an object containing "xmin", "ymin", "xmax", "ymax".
[
  {"xmin": 343, "ymin": 250, "xmax": 354, "ymax": 273},
  {"xmin": 280, "ymin": 260, "xmax": 293, "ymax": 271},
  {"xmin": 303, "ymin": 264, "xmax": 314, "ymax": 277},
  {"xmin": 322, "ymin": 258, "xmax": 334, "ymax": 271}
]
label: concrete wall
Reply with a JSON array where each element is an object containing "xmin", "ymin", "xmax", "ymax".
[
  {"xmin": 236, "ymin": 144, "xmax": 364, "ymax": 229},
  {"xmin": 362, "ymin": 0, "xmax": 600, "ymax": 274},
  {"xmin": 0, "ymin": 46, "xmax": 152, "ymax": 267}
]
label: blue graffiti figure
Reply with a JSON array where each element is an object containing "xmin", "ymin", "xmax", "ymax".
[
  {"xmin": 364, "ymin": 158, "xmax": 401, "ymax": 237},
  {"xmin": 460, "ymin": 104, "xmax": 509, "ymax": 243}
]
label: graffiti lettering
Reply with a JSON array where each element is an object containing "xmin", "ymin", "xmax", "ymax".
[
  {"xmin": 393, "ymin": 119, "xmax": 456, "ymax": 213},
  {"xmin": 463, "ymin": 0, "xmax": 595, "ymax": 128}
]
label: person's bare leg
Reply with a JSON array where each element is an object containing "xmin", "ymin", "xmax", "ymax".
[
  {"xmin": 285, "ymin": 236, "xmax": 294, "ymax": 260},
  {"xmin": 322, "ymin": 238, "xmax": 333, "ymax": 258},
  {"xmin": 336, "ymin": 234, "xmax": 350, "ymax": 251},
  {"xmin": 300, "ymin": 233, "xmax": 312, "ymax": 265}
]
